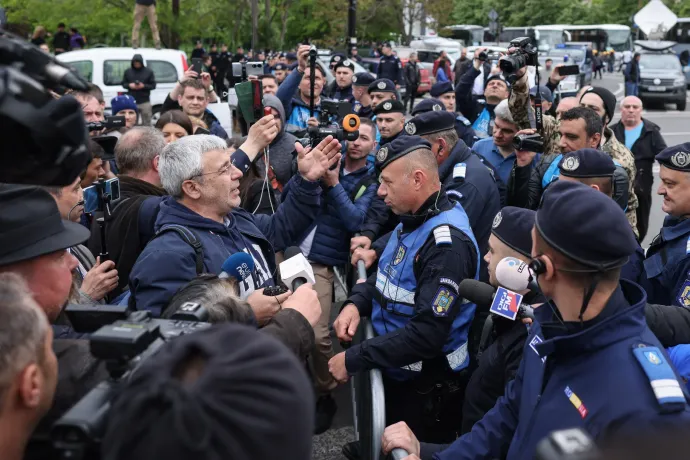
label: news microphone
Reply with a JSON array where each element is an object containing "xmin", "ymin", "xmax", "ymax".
[
  {"xmin": 279, "ymin": 246, "xmax": 316, "ymax": 291},
  {"xmin": 459, "ymin": 279, "xmax": 527, "ymax": 321},
  {"xmin": 458, "ymin": 279, "xmax": 496, "ymax": 308},
  {"xmin": 496, "ymin": 257, "xmax": 536, "ymax": 292},
  {"xmin": 219, "ymin": 252, "xmax": 255, "ymax": 281}
]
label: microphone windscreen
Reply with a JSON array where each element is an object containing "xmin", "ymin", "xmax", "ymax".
[
  {"xmin": 458, "ymin": 279, "xmax": 495, "ymax": 308},
  {"xmin": 496, "ymin": 257, "xmax": 531, "ymax": 291},
  {"xmin": 221, "ymin": 252, "xmax": 255, "ymax": 281},
  {"xmin": 283, "ymin": 246, "xmax": 302, "ymax": 260}
]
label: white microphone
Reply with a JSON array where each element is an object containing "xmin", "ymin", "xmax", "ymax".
[
  {"xmin": 496, "ymin": 257, "xmax": 533, "ymax": 291},
  {"xmin": 279, "ymin": 247, "xmax": 316, "ymax": 291}
]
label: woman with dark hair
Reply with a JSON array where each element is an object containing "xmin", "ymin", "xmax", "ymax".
[
  {"xmin": 154, "ymin": 110, "xmax": 193, "ymax": 143},
  {"xmin": 228, "ymin": 136, "xmax": 278, "ymax": 215}
]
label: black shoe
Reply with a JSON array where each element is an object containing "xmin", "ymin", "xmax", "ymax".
[
  {"xmin": 314, "ymin": 394, "xmax": 337, "ymax": 435},
  {"xmin": 342, "ymin": 440, "xmax": 361, "ymax": 460}
]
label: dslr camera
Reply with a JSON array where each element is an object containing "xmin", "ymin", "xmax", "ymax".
[
  {"xmin": 513, "ymin": 133, "xmax": 544, "ymax": 152},
  {"xmin": 499, "ymin": 37, "xmax": 538, "ymax": 75},
  {"xmin": 306, "ymin": 99, "xmax": 360, "ymax": 146}
]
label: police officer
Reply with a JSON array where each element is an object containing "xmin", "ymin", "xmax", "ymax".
[
  {"xmin": 430, "ymin": 81, "xmax": 476, "ymax": 148},
  {"xmin": 331, "ymin": 136, "xmax": 480, "ymax": 445},
  {"xmin": 378, "ymin": 43, "xmax": 403, "ymax": 87},
  {"xmin": 382, "ymin": 180, "xmax": 690, "ymax": 460},
  {"xmin": 368, "ymin": 78, "xmax": 400, "ymax": 110},
  {"xmin": 406, "ymin": 110, "xmax": 500, "ymax": 275},
  {"xmin": 329, "ymin": 53, "xmax": 347, "ymax": 76},
  {"xmin": 273, "ymin": 62, "xmax": 288, "ymax": 84},
  {"xmin": 556, "ymin": 148, "xmax": 644, "ymax": 285},
  {"xmin": 351, "ymin": 72, "xmax": 375, "ymax": 119},
  {"xmin": 643, "ymin": 143, "xmax": 690, "ymax": 307},
  {"xmin": 324, "ymin": 58, "xmax": 355, "ymax": 104},
  {"xmin": 374, "ymin": 99, "xmax": 406, "ymax": 147}
]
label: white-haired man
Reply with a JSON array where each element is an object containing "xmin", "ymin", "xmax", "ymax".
[{"xmin": 129, "ymin": 134, "xmax": 341, "ymax": 318}]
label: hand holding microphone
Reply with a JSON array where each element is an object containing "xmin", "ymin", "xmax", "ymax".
[{"xmin": 277, "ymin": 247, "xmax": 322, "ymax": 327}]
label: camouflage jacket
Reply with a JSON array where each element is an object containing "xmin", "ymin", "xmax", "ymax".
[{"xmin": 601, "ymin": 127, "xmax": 639, "ymax": 237}]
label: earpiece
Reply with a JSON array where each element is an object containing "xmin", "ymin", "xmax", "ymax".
[{"xmin": 529, "ymin": 256, "xmax": 547, "ymax": 275}]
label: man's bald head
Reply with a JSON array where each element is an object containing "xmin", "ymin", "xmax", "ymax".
[
  {"xmin": 556, "ymin": 97, "xmax": 578, "ymax": 121},
  {"xmin": 404, "ymin": 148, "xmax": 440, "ymax": 183},
  {"xmin": 620, "ymin": 96, "xmax": 643, "ymax": 128}
]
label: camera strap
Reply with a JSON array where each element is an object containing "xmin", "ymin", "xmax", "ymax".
[{"xmin": 534, "ymin": 65, "xmax": 543, "ymax": 132}]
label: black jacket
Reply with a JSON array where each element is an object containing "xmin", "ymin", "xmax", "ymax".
[
  {"xmin": 53, "ymin": 31, "xmax": 71, "ymax": 51},
  {"xmin": 121, "ymin": 54, "xmax": 156, "ymax": 104},
  {"xmin": 405, "ymin": 61, "xmax": 420, "ymax": 87},
  {"xmin": 645, "ymin": 303, "xmax": 690, "ymax": 348},
  {"xmin": 454, "ymin": 64, "xmax": 494, "ymax": 125},
  {"xmin": 610, "ymin": 119, "xmax": 667, "ymax": 171}
]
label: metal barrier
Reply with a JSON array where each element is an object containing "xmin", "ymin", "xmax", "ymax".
[{"xmin": 349, "ymin": 255, "xmax": 410, "ymax": 460}]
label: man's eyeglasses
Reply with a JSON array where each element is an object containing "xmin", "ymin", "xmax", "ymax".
[{"xmin": 189, "ymin": 163, "xmax": 232, "ymax": 180}]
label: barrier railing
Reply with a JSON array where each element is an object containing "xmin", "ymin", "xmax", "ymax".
[{"xmin": 349, "ymin": 254, "xmax": 409, "ymax": 460}]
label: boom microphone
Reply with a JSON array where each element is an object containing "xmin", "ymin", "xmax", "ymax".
[
  {"xmin": 219, "ymin": 252, "xmax": 255, "ymax": 281},
  {"xmin": 280, "ymin": 246, "xmax": 316, "ymax": 291}
]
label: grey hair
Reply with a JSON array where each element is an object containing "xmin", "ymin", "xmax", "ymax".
[
  {"xmin": 424, "ymin": 128, "xmax": 459, "ymax": 151},
  {"xmin": 115, "ymin": 127, "xmax": 166, "ymax": 175},
  {"xmin": 494, "ymin": 99, "xmax": 515, "ymax": 125},
  {"xmin": 0, "ymin": 273, "xmax": 49, "ymax": 412},
  {"xmin": 159, "ymin": 134, "xmax": 228, "ymax": 198}
]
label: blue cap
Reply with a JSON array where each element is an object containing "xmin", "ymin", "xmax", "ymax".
[
  {"xmin": 373, "ymin": 99, "xmax": 405, "ymax": 115},
  {"xmin": 334, "ymin": 58, "xmax": 355, "ymax": 71},
  {"xmin": 535, "ymin": 180, "xmax": 637, "ymax": 269},
  {"xmin": 285, "ymin": 52, "xmax": 297, "ymax": 61},
  {"xmin": 352, "ymin": 72, "xmax": 375, "ymax": 87},
  {"xmin": 656, "ymin": 143, "xmax": 690, "ymax": 172},
  {"xmin": 375, "ymin": 136, "xmax": 431, "ymax": 171},
  {"xmin": 330, "ymin": 53, "xmax": 346, "ymax": 65},
  {"xmin": 368, "ymin": 78, "xmax": 396, "ymax": 94},
  {"xmin": 529, "ymin": 85, "xmax": 553, "ymax": 103},
  {"xmin": 111, "ymin": 94, "xmax": 138, "ymax": 115},
  {"xmin": 558, "ymin": 149, "xmax": 615, "ymax": 178},
  {"xmin": 491, "ymin": 207, "xmax": 536, "ymax": 257},
  {"xmin": 405, "ymin": 111, "xmax": 455, "ymax": 136},
  {"xmin": 430, "ymin": 81, "xmax": 454, "ymax": 97},
  {"xmin": 410, "ymin": 98, "xmax": 446, "ymax": 116},
  {"xmin": 273, "ymin": 63, "xmax": 287, "ymax": 71}
]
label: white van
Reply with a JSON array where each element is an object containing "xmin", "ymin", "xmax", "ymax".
[{"xmin": 57, "ymin": 47, "xmax": 188, "ymax": 118}]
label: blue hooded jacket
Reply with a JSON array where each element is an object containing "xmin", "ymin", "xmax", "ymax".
[
  {"xmin": 430, "ymin": 280, "xmax": 690, "ymax": 460},
  {"xmin": 129, "ymin": 175, "xmax": 321, "ymax": 316}
]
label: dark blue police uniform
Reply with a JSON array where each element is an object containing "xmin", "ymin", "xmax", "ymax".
[
  {"xmin": 378, "ymin": 54, "xmax": 403, "ymax": 85},
  {"xmin": 429, "ymin": 81, "xmax": 477, "ymax": 148},
  {"xmin": 352, "ymin": 72, "xmax": 376, "ymax": 118},
  {"xmin": 373, "ymin": 99, "xmax": 407, "ymax": 149},
  {"xmin": 345, "ymin": 136, "xmax": 480, "ymax": 443},
  {"xmin": 419, "ymin": 180, "xmax": 690, "ymax": 460},
  {"xmin": 324, "ymin": 59, "xmax": 356, "ymax": 104},
  {"xmin": 643, "ymin": 143, "xmax": 690, "ymax": 307}
]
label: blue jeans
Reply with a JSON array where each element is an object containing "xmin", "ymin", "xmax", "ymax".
[{"xmin": 625, "ymin": 82, "xmax": 639, "ymax": 97}]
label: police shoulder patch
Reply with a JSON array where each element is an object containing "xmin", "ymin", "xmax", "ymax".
[
  {"xmin": 457, "ymin": 115, "xmax": 471, "ymax": 126},
  {"xmin": 433, "ymin": 225, "xmax": 452, "ymax": 246},
  {"xmin": 439, "ymin": 277, "xmax": 460, "ymax": 293},
  {"xmin": 677, "ymin": 275, "xmax": 690, "ymax": 308},
  {"xmin": 632, "ymin": 345, "xmax": 686, "ymax": 410},
  {"xmin": 453, "ymin": 163, "xmax": 467, "ymax": 179},
  {"xmin": 431, "ymin": 286, "xmax": 457, "ymax": 317}
]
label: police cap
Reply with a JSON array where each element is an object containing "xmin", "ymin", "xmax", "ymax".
[
  {"xmin": 535, "ymin": 180, "xmax": 637, "ymax": 269},
  {"xmin": 429, "ymin": 81, "xmax": 454, "ymax": 97},
  {"xmin": 529, "ymin": 85, "xmax": 553, "ymax": 103},
  {"xmin": 373, "ymin": 99, "xmax": 405, "ymax": 116},
  {"xmin": 285, "ymin": 52, "xmax": 297, "ymax": 61},
  {"xmin": 405, "ymin": 111, "xmax": 455, "ymax": 136},
  {"xmin": 273, "ymin": 63, "xmax": 287, "ymax": 71},
  {"xmin": 352, "ymin": 72, "xmax": 375, "ymax": 87},
  {"xmin": 656, "ymin": 142, "xmax": 690, "ymax": 172},
  {"xmin": 334, "ymin": 59, "xmax": 355, "ymax": 72},
  {"xmin": 368, "ymin": 78, "xmax": 396, "ymax": 94},
  {"xmin": 375, "ymin": 136, "xmax": 431, "ymax": 171},
  {"xmin": 491, "ymin": 207, "xmax": 536, "ymax": 257},
  {"xmin": 558, "ymin": 149, "xmax": 615, "ymax": 178},
  {"xmin": 410, "ymin": 98, "xmax": 446, "ymax": 116},
  {"xmin": 330, "ymin": 53, "xmax": 346, "ymax": 65}
]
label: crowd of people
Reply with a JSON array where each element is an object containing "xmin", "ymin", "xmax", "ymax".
[{"xmin": 5, "ymin": 25, "xmax": 690, "ymax": 460}]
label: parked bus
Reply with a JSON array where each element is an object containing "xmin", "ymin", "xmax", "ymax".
[
  {"xmin": 562, "ymin": 24, "xmax": 633, "ymax": 53},
  {"xmin": 444, "ymin": 25, "xmax": 484, "ymax": 46},
  {"xmin": 666, "ymin": 18, "xmax": 690, "ymax": 57}
]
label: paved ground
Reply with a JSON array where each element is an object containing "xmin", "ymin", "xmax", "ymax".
[{"xmin": 312, "ymin": 71, "xmax": 690, "ymax": 459}]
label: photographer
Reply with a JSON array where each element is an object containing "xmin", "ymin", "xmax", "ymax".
[
  {"xmin": 163, "ymin": 275, "xmax": 321, "ymax": 360},
  {"xmin": 121, "ymin": 54, "xmax": 156, "ymax": 126},
  {"xmin": 454, "ymin": 47, "xmax": 510, "ymax": 139},
  {"xmin": 128, "ymin": 133, "xmax": 341, "ymax": 316},
  {"xmin": 276, "ymin": 44, "xmax": 327, "ymax": 137},
  {"xmin": 160, "ymin": 77, "xmax": 226, "ymax": 139},
  {"xmin": 0, "ymin": 274, "xmax": 58, "ymax": 460},
  {"xmin": 101, "ymin": 323, "xmax": 315, "ymax": 460}
]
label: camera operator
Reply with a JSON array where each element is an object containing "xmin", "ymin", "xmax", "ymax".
[
  {"xmin": 276, "ymin": 44, "xmax": 327, "ymax": 137},
  {"xmin": 100, "ymin": 323, "xmax": 315, "ymax": 460},
  {"xmin": 43, "ymin": 178, "xmax": 119, "ymax": 304},
  {"xmin": 381, "ymin": 180, "xmax": 690, "ymax": 460},
  {"xmin": 128, "ymin": 133, "xmax": 341, "ymax": 316},
  {"xmin": 454, "ymin": 47, "xmax": 510, "ymax": 139},
  {"xmin": 429, "ymin": 81, "xmax": 476, "ymax": 148},
  {"xmin": 0, "ymin": 273, "xmax": 58, "ymax": 460},
  {"xmin": 70, "ymin": 90, "xmax": 104, "ymax": 127}
]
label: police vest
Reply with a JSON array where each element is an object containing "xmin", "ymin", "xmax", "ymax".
[{"xmin": 372, "ymin": 204, "xmax": 480, "ymax": 381}]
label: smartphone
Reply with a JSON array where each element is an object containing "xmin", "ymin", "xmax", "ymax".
[
  {"xmin": 245, "ymin": 61, "xmax": 264, "ymax": 78},
  {"xmin": 82, "ymin": 178, "xmax": 121, "ymax": 214},
  {"xmin": 558, "ymin": 65, "xmax": 580, "ymax": 76},
  {"xmin": 191, "ymin": 58, "xmax": 204, "ymax": 75}
]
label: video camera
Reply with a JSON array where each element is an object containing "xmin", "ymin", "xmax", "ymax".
[
  {"xmin": 86, "ymin": 116, "xmax": 125, "ymax": 132},
  {"xmin": 513, "ymin": 133, "xmax": 544, "ymax": 152},
  {"xmin": 51, "ymin": 305, "xmax": 211, "ymax": 459},
  {"xmin": 306, "ymin": 99, "xmax": 361, "ymax": 146},
  {"xmin": 499, "ymin": 37, "xmax": 538, "ymax": 75}
]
